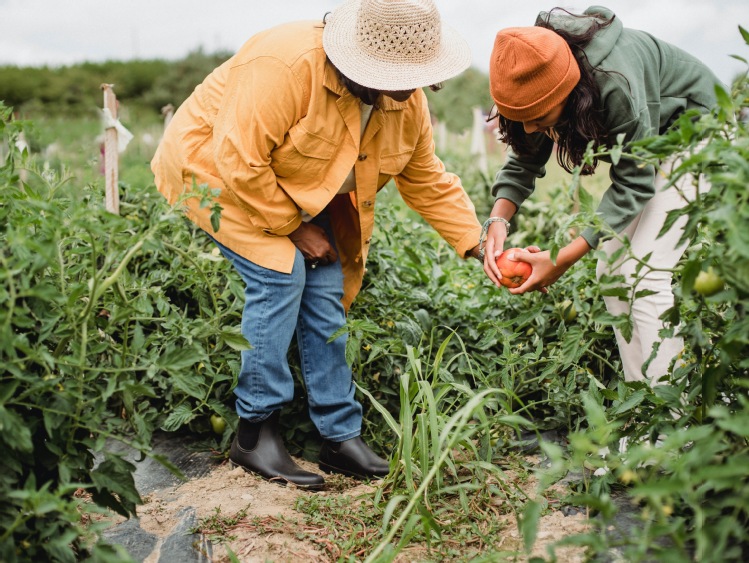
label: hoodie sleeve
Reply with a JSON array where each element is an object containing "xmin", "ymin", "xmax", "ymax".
[{"xmin": 490, "ymin": 132, "xmax": 555, "ymax": 209}]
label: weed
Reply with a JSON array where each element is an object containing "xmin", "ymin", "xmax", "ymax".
[{"xmin": 191, "ymin": 506, "xmax": 248, "ymax": 544}]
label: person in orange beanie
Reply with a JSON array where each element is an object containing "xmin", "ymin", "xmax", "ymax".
[{"xmin": 480, "ymin": 6, "xmax": 722, "ymax": 384}]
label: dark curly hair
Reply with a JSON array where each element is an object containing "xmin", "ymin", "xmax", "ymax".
[
  {"xmin": 331, "ymin": 63, "xmax": 443, "ymax": 109},
  {"xmin": 491, "ymin": 8, "xmax": 618, "ymax": 175},
  {"xmin": 321, "ymin": 13, "xmax": 443, "ymax": 107}
]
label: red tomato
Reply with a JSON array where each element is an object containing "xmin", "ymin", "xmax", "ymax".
[{"xmin": 495, "ymin": 248, "xmax": 532, "ymax": 289}]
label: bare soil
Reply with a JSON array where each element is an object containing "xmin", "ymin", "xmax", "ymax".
[{"xmin": 112, "ymin": 455, "xmax": 590, "ymax": 562}]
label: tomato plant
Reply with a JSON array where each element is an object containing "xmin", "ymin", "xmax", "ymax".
[{"xmin": 0, "ymin": 102, "xmax": 245, "ymax": 561}]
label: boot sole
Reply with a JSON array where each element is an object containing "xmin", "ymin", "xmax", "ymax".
[
  {"xmin": 230, "ymin": 461, "xmax": 326, "ymax": 491},
  {"xmin": 318, "ymin": 461, "xmax": 387, "ymax": 480}
]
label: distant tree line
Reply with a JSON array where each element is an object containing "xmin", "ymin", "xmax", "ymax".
[
  {"xmin": 0, "ymin": 49, "xmax": 492, "ymax": 132},
  {"xmin": 0, "ymin": 49, "xmax": 232, "ymax": 117}
]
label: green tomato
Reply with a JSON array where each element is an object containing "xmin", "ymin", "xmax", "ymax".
[
  {"xmin": 556, "ymin": 299, "xmax": 577, "ymax": 322},
  {"xmin": 210, "ymin": 414, "xmax": 227, "ymax": 435},
  {"xmin": 694, "ymin": 268, "xmax": 724, "ymax": 297}
]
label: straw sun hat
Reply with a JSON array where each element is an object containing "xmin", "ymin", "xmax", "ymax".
[{"xmin": 323, "ymin": 0, "xmax": 472, "ymax": 91}]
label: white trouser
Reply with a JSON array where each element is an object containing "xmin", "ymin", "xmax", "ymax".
[{"xmin": 596, "ymin": 156, "xmax": 709, "ymax": 384}]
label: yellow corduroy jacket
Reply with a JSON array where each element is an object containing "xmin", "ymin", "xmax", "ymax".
[{"xmin": 151, "ymin": 20, "xmax": 482, "ymax": 311}]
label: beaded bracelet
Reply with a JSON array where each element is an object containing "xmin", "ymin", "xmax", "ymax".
[{"xmin": 477, "ymin": 217, "xmax": 510, "ymax": 262}]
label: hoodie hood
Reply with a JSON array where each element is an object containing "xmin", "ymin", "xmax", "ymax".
[{"xmin": 535, "ymin": 5, "xmax": 622, "ymax": 68}]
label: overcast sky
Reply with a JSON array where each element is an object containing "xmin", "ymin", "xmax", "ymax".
[{"xmin": 2, "ymin": 0, "xmax": 747, "ymax": 84}]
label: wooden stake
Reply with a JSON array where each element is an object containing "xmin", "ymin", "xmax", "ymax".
[
  {"xmin": 101, "ymin": 83, "xmax": 119, "ymax": 214},
  {"xmin": 161, "ymin": 104, "xmax": 175, "ymax": 131},
  {"xmin": 470, "ymin": 106, "xmax": 488, "ymax": 177}
]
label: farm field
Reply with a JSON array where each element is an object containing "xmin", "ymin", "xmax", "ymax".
[{"xmin": 1, "ymin": 53, "xmax": 748, "ymax": 562}]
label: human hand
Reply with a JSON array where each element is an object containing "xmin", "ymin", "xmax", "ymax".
[
  {"xmin": 506, "ymin": 247, "xmax": 567, "ymax": 295},
  {"xmin": 288, "ymin": 222, "xmax": 338, "ymax": 266},
  {"xmin": 482, "ymin": 220, "xmax": 509, "ymax": 286}
]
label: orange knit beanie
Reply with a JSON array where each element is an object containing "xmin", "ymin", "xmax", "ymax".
[{"xmin": 489, "ymin": 26, "xmax": 580, "ymax": 122}]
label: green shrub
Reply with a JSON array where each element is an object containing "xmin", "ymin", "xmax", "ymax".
[
  {"xmin": 532, "ymin": 40, "xmax": 749, "ymax": 562},
  {"xmin": 0, "ymin": 102, "xmax": 244, "ymax": 561}
]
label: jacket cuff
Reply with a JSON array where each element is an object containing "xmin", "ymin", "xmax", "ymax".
[
  {"xmin": 581, "ymin": 226, "xmax": 601, "ymax": 249},
  {"xmin": 492, "ymin": 188, "xmax": 526, "ymax": 210},
  {"xmin": 455, "ymin": 226, "xmax": 483, "ymax": 260},
  {"xmin": 261, "ymin": 214, "xmax": 303, "ymax": 237}
]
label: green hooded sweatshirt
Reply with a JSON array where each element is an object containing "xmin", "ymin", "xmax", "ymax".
[{"xmin": 491, "ymin": 5, "xmax": 723, "ymax": 247}]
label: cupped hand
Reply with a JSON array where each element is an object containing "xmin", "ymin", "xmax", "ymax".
[
  {"xmin": 506, "ymin": 247, "xmax": 567, "ymax": 294},
  {"xmin": 482, "ymin": 222, "xmax": 508, "ymax": 286},
  {"xmin": 288, "ymin": 222, "xmax": 338, "ymax": 265}
]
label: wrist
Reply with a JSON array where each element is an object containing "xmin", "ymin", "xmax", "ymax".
[
  {"xmin": 488, "ymin": 216, "xmax": 510, "ymax": 235},
  {"xmin": 478, "ymin": 216, "xmax": 510, "ymax": 261},
  {"xmin": 558, "ymin": 237, "xmax": 591, "ymax": 268},
  {"xmin": 491, "ymin": 198, "xmax": 518, "ymax": 218}
]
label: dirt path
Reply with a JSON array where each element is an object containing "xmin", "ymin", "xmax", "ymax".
[{"xmin": 113, "ymin": 455, "xmax": 591, "ymax": 562}]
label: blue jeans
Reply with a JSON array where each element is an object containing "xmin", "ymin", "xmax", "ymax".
[{"xmin": 210, "ymin": 216, "xmax": 362, "ymax": 441}]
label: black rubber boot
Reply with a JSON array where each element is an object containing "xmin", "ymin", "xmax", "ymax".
[
  {"xmin": 319, "ymin": 436, "xmax": 390, "ymax": 479},
  {"xmin": 230, "ymin": 411, "xmax": 325, "ymax": 490}
]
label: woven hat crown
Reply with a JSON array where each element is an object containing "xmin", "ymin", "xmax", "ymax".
[
  {"xmin": 356, "ymin": 0, "xmax": 441, "ymax": 64},
  {"xmin": 323, "ymin": 0, "xmax": 471, "ymax": 91}
]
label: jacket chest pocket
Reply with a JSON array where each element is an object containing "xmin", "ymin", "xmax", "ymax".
[
  {"xmin": 272, "ymin": 125, "xmax": 337, "ymax": 178},
  {"xmin": 377, "ymin": 150, "xmax": 412, "ymax": 189}
]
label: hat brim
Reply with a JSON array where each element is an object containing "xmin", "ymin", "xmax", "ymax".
[{"xmin": 322, "ymin": 0, "xmax": 472, "ymax": 91}]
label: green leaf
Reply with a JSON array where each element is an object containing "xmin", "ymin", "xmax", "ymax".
[
  {"xmin": 355, "ymin": 382, "xmax": 401, "ymax": 439},
  {"xmin": 578, "ymin": 185, "xmax": 594, "ymax": 212},
  {"xmin": 611, "ymin": 389, "xmax": 646, "ymax": 416},
  {"xmin": 396, "ymin": 318, "xmax": 423, "ymax": 347},
  {"xmin": 714, "ymin": 84, "xmax": 732, "ymax": 113},
  {"xmin": 90, "ymin": 455, "xmax": 141, "ymax": 518},
  {"xmin": 519, "ymin": 499, "xmax": 543, "ymax": 553},
  {"xmin": 680, "ymin": 259, "xmax": 702, "ymax": 293},
  {"xmin": 610, "ymin": 145, "xmax": 623, "ymax": 165},
  {"xmin": 132, "ymin": 323, "xmax": 145, "ymax": 350},
  {"xmin": 739, "ymin": 25, "xmax": 749, "ymax": 45},
  {"xmin": 417, "ymin": 503, "xmax": 442, "ymax": 541},
  {"xmin": 150, "ymin": 453, "xmax": 187, "ymax": 480},
  {"xmin": 600, "ymin": 287, "xmax": 629, "ymax": 299},
  {"xmin": 381, "ymin": 495, "xmax": 408, "ymax": 532},
  {"xmin": 157, "ymin": 346, "xmax": 203, "ymax": 373},
  {"xmin": 172, "ymin": 371, "xmax": 207, "ymax": 399},
  {"xmin": 210, "ymin": 203, "xmax": 223, "ymax": 233},
  {"xmin": 162, "ymin": 403, "xmax": 196, "ymax": 432},
  {"xmin": 220, "ymin": 329, "xmax": 251, "ymax": 351},
  {"xmin": 582, "ymin": 393, "xmax": 608, "ymax": 428},
  {"xmin": 0, "ymin": 405, "xmax": 33, "ymax": 452},
  {"xmin": 225, "ymin": 546, "xmax": 242, "ymax": 563},
  {"xmin": 0, "ymin": 380, "xmax": 20, "ymax": 403}
]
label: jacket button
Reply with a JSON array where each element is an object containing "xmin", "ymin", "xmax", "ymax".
[
  {"xmin": 358, "ymin": 153, "xmax": 367, "ymax": 161},
  {"xmin": 363, "ymin": 200, "xmax": 373, "ymax": 207}
]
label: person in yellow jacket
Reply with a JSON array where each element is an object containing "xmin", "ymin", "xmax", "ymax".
[{"xmin": 151, "ymin": 0, "xmax": 487, "ymax": 490}]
